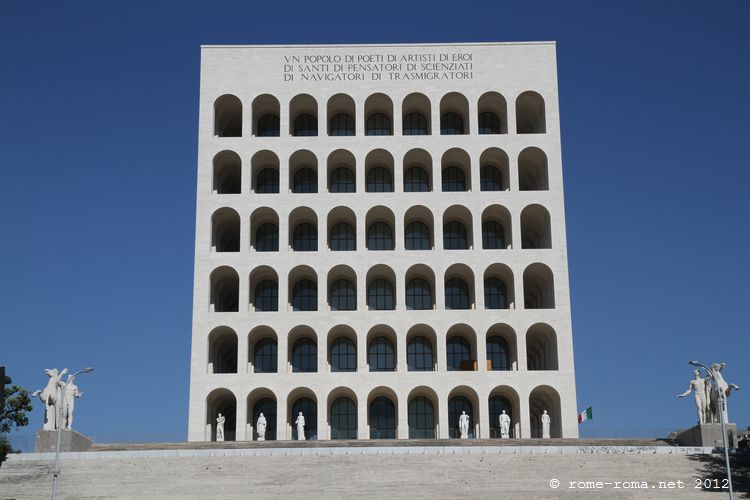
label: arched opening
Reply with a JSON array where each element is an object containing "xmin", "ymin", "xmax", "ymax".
[
  {"xmin": 481, "ymin": 205, "xmax": 512, "ymax": 249},
  {"xmin": 208, "ymin": 326, "xmax": 237, "ymax": 374},
  {"xmin": 288, "ymin": 388, "xmax": 317, "ymax": 440},
  {"xmin": 523, "ymin": 263, "xmax": 555, "ymax": 309},
  {"xmin": 446, "ymin": 324, "xmax": 477, "ymax": 371},
  {"xmin": 328, "ymin": 325, "xmax": 357, "ymax": 372},
  {"xmin": 444, "ymin": 264, "xmax": 474, "ymax": 310},
  {"xmin": 440, "ymin": 92, "xmax": 469, "ymax": 135},
  {"xmin": 289, "ymin": 149, "xmax": 318, "ymax": 194},
  {"xmin": 408, "ymin": 387, "xmax": 439, "ymax": 438},
  {"xmin": 366, "ymin": 206, "xmax": 395, "ymax": 251},
  {"xmin": 404, "ymin": 205, "xmax": 434, "ymax": 250},
  {"xmin": 209, "ymin": 266, "xmax": 239, "ymax": 312},
  {"xmin": 288, "ymin": 325, "xmax": 317, "ymax": 373},
  {"xmin": 206, "ymin": 389, "xmax": 236, "ymax": 441},
  {"xmin": 486, "ymin": 323, "xmax": 518, "ymax": 371},
  {"xmin": 448, "ymin": 386, "xmax": 479, "ymax": 438},
  {"xmin": 479, "ymin": 148, "xmax": 509, "ymax": 191},
  {"xmin": 526, "ymin": 323, "xmax": 558, "ymax": 370},
  {"xmin": 288, "ymin": 265, "xmax": 318, "ymax": 311},
  {"xmin": 478, "ymin": 92, "xmax": 508, "ymax": 134},
  {"xmin": 251, "ymin": 150, "xmax": 280, "ymax": 194},
  {"xmin": 212, "ymin": 151, "xmax": 241, "ymax": 194},
  {"xmin": 365, "ymin": 93, "xmax": 393, "ymax": 135},
  {"xmin": 327, "ymin": 93, "xmax": 356, "ymax": 136},
  {"xmin": 518, "ymin": 147, "xmax": 549, "ymax": 191},
  {"xmin": 366, "ymin": 265, "xmax": 396, "ymax": 311},
  {"xmin": 327, "ymin": 264, "xmax": 357, "ymax": 311},
  {"xmin": 368, "ymin": 389, "xmax": 397, "ymax": 439},
  {"xmin": 483, "ymin": 263, "xmax": 514, "ymax": 309},
  {"xmin": 249, "ymin": 326, "xmax": 278, "ymax": 373},
  {"xmin": 521, "ymin": 204, "xmax": 552, "ymax": 249},
  {"xmin": 443, "ymin": 205, "xmax": 473, "ymax": 250},
  {"xmin": 441, "ymin": 148, "xmax": 471, "ymax": 192},
  {"xmin": 328, "ymin": 206, "xmax": 356, "ymax": 251},
  {"xmin": 403, "ymin": 148, "xmax": 432, "ymax": 192},
  {"xmin": 488, "ymin": 386, "xmax": 520, "ymax": 438},
  {"xmin": 405, "ymin": 264, "xmax": 435, "ymax": 310},
  {"xmin": 327, "ymin": 149, "xmax": 356, "ymax": 193},
  {"xmin": 250, "ymin": 265, "xmax": 278, "ymax": 312},
  {"xmin": 290, "ymin": 94, "xmax": 318, "ymax": 136},
  {"xmin": 248, "ymin": 389, "xmax": 277, "ymax": 440},
  {"xmin": 402, "ymin": 93, "xmax": 431, "ymax": 135},
  {"xmin": 367, "ymin": 325, "xmax": 397, "ymax": 372},
  {"xmin": 365, "ymin": 149, "xmax": 394, "ymax": 193},
  {"xmin": 289, "ymin": 207, "xmax": 318, "ymax": 251},
  {"xmin": 211, "ymin": 208, "xmax": 240, "ymax": 252},
  {"xmin": 406, "ymin": 325, "xmax": 437, "ymax": 372},
  {"xmin": 529, "ymin": 386, "xmax": 562, "ymax": 438},
  {"xmin": 250, "ymin": 207, "xmax": 279, "ymax": 252},
  {"xmin": 516, "ymin": 91, "xmax": 546, "ymax": 134},
  {"xmin": 328, "ymin": 388, "xmax": 357, "ymax": 440},
  {"xmin": 252, "ymin": 94, "xmax": 280, "ymax": 137},
  {"xmin": 214, "ymin": 95, "xmax": 242, "ymax": 137}
]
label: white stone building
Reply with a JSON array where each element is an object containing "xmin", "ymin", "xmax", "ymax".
[{"xmin": 187, "ymin": 42, "xmax": 578, "ymax": 442}]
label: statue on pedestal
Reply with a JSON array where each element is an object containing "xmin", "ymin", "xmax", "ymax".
[
  {"xmin": 62, "ymin": 374, "xmax": 83, "ymax": 430},
  {"xmin": 707, "ymin": 363, "xmax": 740, "ymax": 423},
  {"xmin": 295, "ymin": 412, "xmax": 306, "ymax": 440},
  {"xmin": 31, "ymin": 368, "xmax": 67, "ymax": 430},
  {"xmin": 499, "ymin": 410, "xmax": 511, "ymax": 439},
  {"xmin": 256, "ymin": 413, "xmax": 267, "ymax": 441},
  {"xmin": 216, "ymin": 413, "xmax": 225, "ymax": 441},
  {"xmin": 677, "ymin": 370, "xmax": 710, "ymax": 424},
  {"xmin": 541, "ymin": 410, "xmax": 551, "ymax": 439},
  {"xmin": 458, "ymin": 411, "xmax": 470, "ymax": 439}
]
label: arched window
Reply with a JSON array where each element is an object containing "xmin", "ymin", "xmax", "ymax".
[
  {"xmin": 330, "ymin": 397, "xmax": 357, "ymax": 439},
  {"xmin": 330, "ymin": 279, "xmax": 356, "ymax": 311},
  {"xmin": 331, "ymin": 338, "xmax": 356, "ymax": 372},
  {"xmin": 448, "ymin": 396, "xmax": 473, "ymax": 438},
  {"xmin": 254, "ymin": 280, "xmax": 278, "ymax": 312},
  {"xmin": 368, "ymin": 337, "xmax": 394, "ymax": 371},
  {"xmin": 442, "ymin": 166, "xmax": 466, "ymax": 192},
  {"xmin": 293, "ymin": 113, "xmax": 317, "ymax": 136},
  {"xmin": 445, "ymin": 278, "xmax": 470, "ymax": 309},
  {"xmin": 478, "ymin": 112, "xmax": 502, "ymax": 134},
  {"xmin": 293, "ymin": 168, "xmax": 317, "ymax": 193},
  {"xmin": 330, "ymin": 222, "xmax": 355, "ymax": 251},
  {"xmin": 443, "ymin": 221, "xmax": 468, "ymax": 250},
  {"xmin": 366, "ymin": 167, "xmax": 393, "ymax": 192},
  {"xmin": 214, "ymin": 95, "xmax": 242, "ymax": 137},
  {"xmin": 408, "ymin": 396, "xmax": 435, "ymax": 438},
  {"xmin": 407, "ymin": 337, "xmax": 433, "ymax": 371},
  {"xmin": 257, "ymin": 114, "xmax": 280, "ymax": 137},
  {"xmin": 292, "ymin": 223, "xmax": 317, "ymax": 251},
  {"xmin": 446, "ymin": 337, "xmax": 471, "ymax": 371},
  {"xmin": 403, "ymin": 113, "xmax": 428, "ymax": 135},
  {"xmin": 291, "ymin": 397, "xmax": 317, "ymax": 440},
  {"xmin": 404, "ymin": 166, "xmax": 429, "ymax": 192},
  {"xmin": 488, "ymin": 395, "xmax": 513, "ymax": 438},
  {"xmin": 482, "ymin": 221, "xmax": 505, "ymax": 249},
  {"xmin": 255, "ymin": 223, "xmax": 279, "ymax": 252},
  {"xmin": 256, "ymin": 168, "xmax": 279, "ymax": 194},
  {"xmin": 329, "ymin": 113, "xmax": 355, "ymax": 136},
  {"xmin": 366, "ymin": 113, "xmax": 392, "ymax": 135},
  {"xmin": 406, "ymin": 279, "xmax": 432, "ymax": 310},
  {"xmin": 367, "ymin": 279, "xmax": 394, "ymax": 310},
  {"xmin": 405, "ymin": 222, "xmax": 430, "ymax": 250},
  {"xmin": 253, "ymin": 338, "xmax": 277, "ymax": 373},
  {"xmin": 487, "ymin": 336, "xmax": 510, "ymax": 371},
  {"xmin": 330, "ymin": 167, "xmax": 355, "ymax": 193},
  {"xmin": 367, "ymin": 222, "xmax": 393, "ymax": 250},
  {"xmin": 292, "ymin": 338, "xmax": 317, "ymax": 372},
  {"xmin": 209, "ymin": 329, "xmax": 237, "ymax": 374},
  {"xmin": 369, "ymin": 396, "xmax": 396, "ymax": 439},
  {"xmin": 484, "ymin": 278, "xmax": 508, "ymax": 310},
  {"xmin": 440, "ymin": 112, "xmax": 464, "ymax": 135},
  {"xmin": 252, "ymin": 398, "xmax": 277, "ymax": 440},
  {"xmin": 480, "ymin": 166, "xmax": 503, "ymax": 191},
  {"xmin": 292, "ymin": 279, "xmax": 317, "ymax": 311}
]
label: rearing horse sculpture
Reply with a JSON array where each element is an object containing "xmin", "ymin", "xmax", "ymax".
[{"xmin": 31, "ymin": 368, "xmax": 67, "ymax": 430}]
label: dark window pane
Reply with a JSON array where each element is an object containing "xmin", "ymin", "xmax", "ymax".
[
  {"xmin": 330, "ymin": 222, "xmax": 356, "ymax": 251},
  {"xmin": 330, "ymin": 113, "xmax": 355, "ymax": 136},
  {"xmin": 256, "ymin": 168, "xmax": 279, "ymax": 194},
  {"xmin": 484, "ymin": 278, "xmax": 508, "ymax": 309},
  {"xmin": 405, "ymin": 222, "xmax": 430, "ymax": 250},
  {"xmin": 448, "ymin": 396, "xmax": 473, "ymax": 438},
  {"xmin": 291, "ymin": 397, "xmax": 318, "ymax": 440},
  {"xmin": 480, "ymin": 166, "xmax": 503, "ymax": 191},
  {"xmin": 406, "ymin": 278, "xmax": 432, "ymax": 310},
  {"xmin": 408, "ymin": 396, "xmax": 435, "ymax": 438},
  {"xmin": 292, "ymin": 279, "xmax": 317, "ymax": 311},
  {"xmin": 292, "ymin": 223, "xmax": 317, "ymax": 251},
  {"xmin": 255, "ymin": 223, "xmax": 279, "ymax": 252},
  {"xmin": 478, "ymin": 112, "xmax": 501, "ymax": 134},
  {"xmin": 293, "ymin": 113, "xmax": 317, "ymax": 136},
  {"xmin": 367, "ymin": 279, "xmax": 394, "ymax": 310},
  {"xmin": 482, "ymin": 221, "xmax": 505, "ymax": 249},
  {"xmin": 368, "ymin": 336, "xmax": 394, "ymax": 372},
  {"xmin": 292, "ymin": 338, "xmax": 317, "ymax": 372},
  {"xmin": 440, "ymin": 112, "xmax": 464, "ymax": 135},
  {"xmin": 442, "ymin": 166, "xmax": 466, "ymax": 192},
  {"xmin": 252, "ymin": 398, "xmax": 277, "ymax": 440},
  {"xmin": 445, "ymin": 278, "xmax": 470, "ymax": 309},
  {"xmin": 293, "ymin": 167, "xmax": 317, "ymax": 193},
  {"xmin": 257, "ymin": 114, "xmax": 280, "ymax": 137},
  {"xmin": 366, "ymin": 113, "xmax": 392, "ymax": 136},
  {"xmin": 330, "ymin": 279, "xmax": 356, "ymax": 311},
  {"xmin": 487, "ymin": 336, "xmax": 510, "ymax": 371},
  {"xmin": 331, "ymin": 337, "xmax": 356, "ymax": 372},
  {"xmin": 367, "ymin": 222, "xmax": 393, "ymax": 250},
  {"xmin": 407, "ymin": 336, "xmax": 433, "ymax": 371},
  {"xmin": 489, "ymin": 395, "xmax": 514, "ymax": 438},
  {"xmin": 330, "ymin": 397, "xmax": 357, "ymax": 439},
  {"xmin": 443, "ymin": 221, "xmax": 468, "ymax": 250},
  {"xmin": 403, "ymin": 113, "xmax": 428, "ymax": 135},
  {"xmin": 446, "ymin": 336, "xmax": 471, "ymax": 371},
  {"xmin": 254, "ymin": 338, "xmax": 277, "ymax": 373},
  {"xmin": 369, "ymin": 396, "xmax": 396, "ymax": 439},
  {"xmin": 330, "ymin": 167, "xmax": 355, "ymax": 193},
  {"xmin": 366, "ymin": 167, "xmax": 393, "ymax": 192},
  {"xmin": 404, "ymin": 166, "xmax": 429, "ymax": 192},
  {"xmin": 254, "ymin": 280, "xmax": 278, "ymax": 311}
]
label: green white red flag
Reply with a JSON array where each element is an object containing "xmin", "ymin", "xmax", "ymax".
[{"xmin": 578, "ymin": 407, "xmax": 593, "ymax": 424}]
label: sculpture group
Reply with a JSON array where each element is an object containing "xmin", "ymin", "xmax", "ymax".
[
  {"xmin": 678, "ymin": 363, "xmax": 739, "ymax": 424},
  {"xmin": 31, "ymin": 368, "xmax": 84, "ymax": 431}
]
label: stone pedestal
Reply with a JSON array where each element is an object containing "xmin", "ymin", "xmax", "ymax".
[
  {"xmin": 675, "ymin": 423, "xmax": 737, "ymax": 448},
  {"xmin": 35, "ymin": 429, "xmax": 93, "ymax": 453}
]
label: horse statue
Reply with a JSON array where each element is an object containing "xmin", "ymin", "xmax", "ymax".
[
  {"xmin": 706, "ymin": 363, "xmax": 739, "ymax": 423},
  {"xmin": 31, "ymin": 368, "xmax": 67, "ymax": 430}
]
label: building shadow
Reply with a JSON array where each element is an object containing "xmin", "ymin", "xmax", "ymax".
[{"xmin": 687, "ymin": 452, "xmax": 750, "ymax": 497}]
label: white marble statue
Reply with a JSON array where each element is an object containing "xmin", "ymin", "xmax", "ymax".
[
  {"xmin": 458, "ymin": 411, "xmax": 470, "ymax": 439},
  {"xmin": 541, "ymin": 410, "xmax": 551, "ymax": 439},
  {"xmin": 216, "ymin": 413, "xmax": 225, "ymax": 441},
  {"xmin": 677, "ymin": 369, "xmax": 710, "ymax": 424},
  {"xmin": 62, "ymin": 374, "xmax": 82, "ymax": 430},
  {"xmin": 707, "ymin": 363, "xmax": 740, "ymax": 423},
  {"xmin": 31, "ymin": 368, "xmax": 68, "ymax": 430},
  {"xmin": 499, "ymin": 410, "xmax": 511, "ymax": 439},
  {"xmin": 256, "ymin": 413, "xmax": 267, "ymax": 441},
  {"xmin": 295, "ymin": 412, "xmax": 306, "ymax": 440}
]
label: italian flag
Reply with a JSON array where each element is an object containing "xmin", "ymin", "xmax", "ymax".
[{"xmin": 578, "ymin": 407, "xmax": 593, "ymax": 424}]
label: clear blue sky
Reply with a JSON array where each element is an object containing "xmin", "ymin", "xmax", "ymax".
[{"xmin": 1, "ymin": 1, "xmax": 748, "ymax": 449}]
